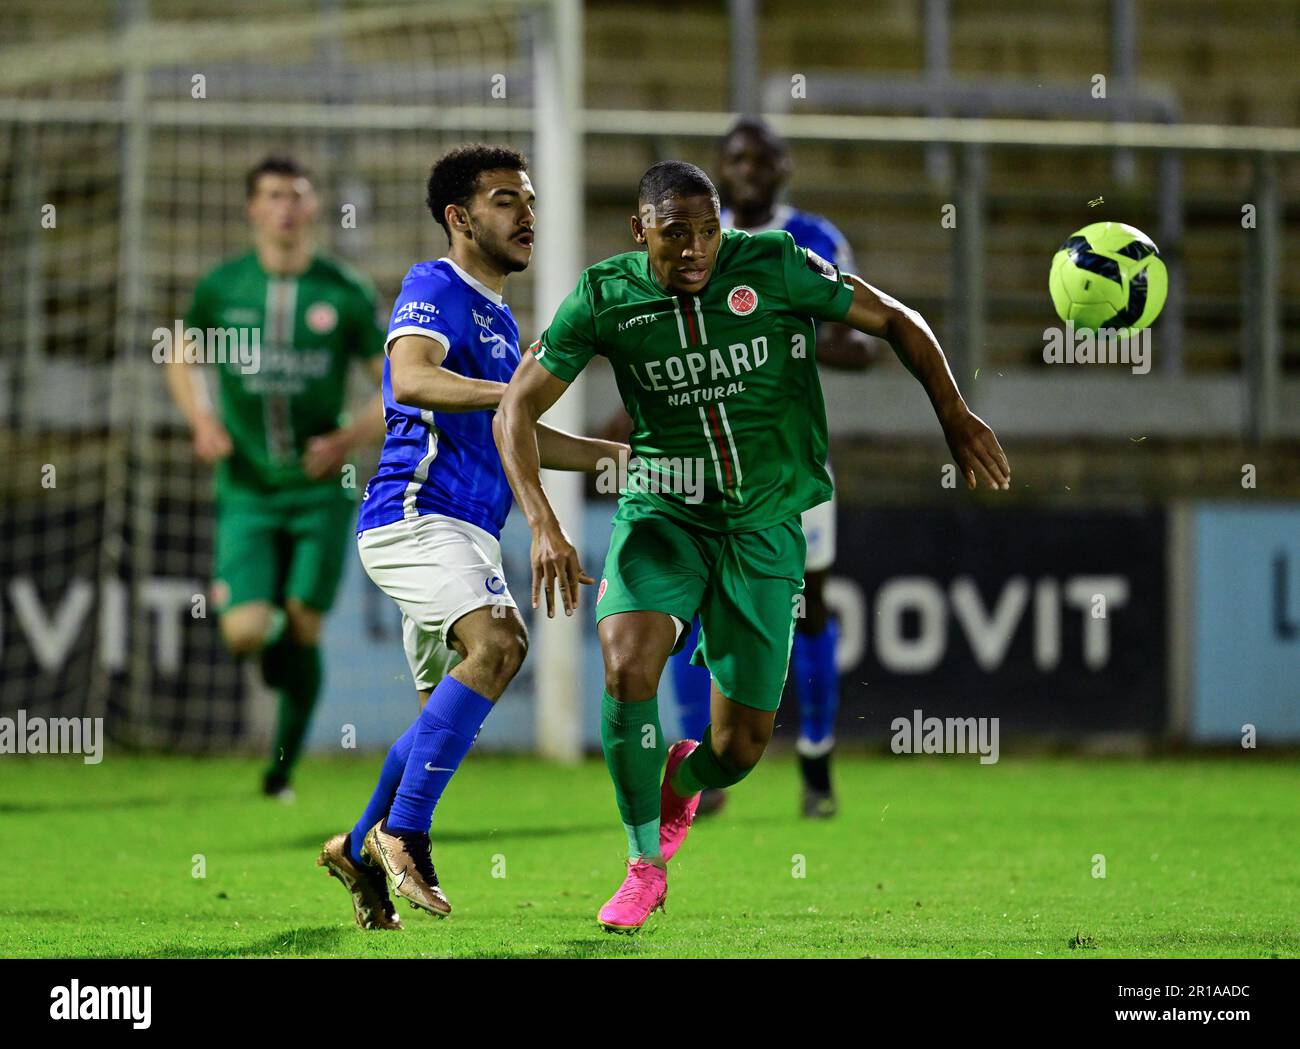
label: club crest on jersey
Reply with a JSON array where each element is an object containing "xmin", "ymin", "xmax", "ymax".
[
  {"xmin": 306, "ymin": 302, "xmax": 338, "ymax": 334},
  {"xmin": 597, "ymin": 578, "xmax": 608, "ymax": 602},
  {"xmin": 485, "ymin": 575, "xmax": 505, "ymax": 595},
  {"xmin": 727, "ymin": 285, "xmax": 758, "ymax": 316}
]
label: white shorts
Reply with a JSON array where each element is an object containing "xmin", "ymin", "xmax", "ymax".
[
  {"xmin": 801, "ymin": 491, "xmax": 837, "ymax": 574},
  {"xmin": 357, "ymin": 514, "xmax": 517, "ymax": 691}
]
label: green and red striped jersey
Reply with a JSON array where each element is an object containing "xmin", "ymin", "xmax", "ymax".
[
  {"xmin": 534, "ymin": 228, "xmax": 853, "ymax": 532},
  {"xmin": 185, "ymin": 252, "xmax": 385, "ymax": 497}
]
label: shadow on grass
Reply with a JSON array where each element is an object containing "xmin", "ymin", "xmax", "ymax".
[
  {"xmin": 437, "ymin": 937, "xmax": 650, "ymax": 959},
  {"xmin": 0, "ymin": 791, "xmax": 257, "ymax": 815},
  {"xmin": 431, "ymin": 822, "xmax": 613, "ymax": 844},
  {"xmin": 144, "ymin": 925, "xmax": 350, "ymax": 958},
  {"xmin": 69, "ymin": 924, "xmax": 652, "ymax": 960},
  {"xmin": 274, "ymin": 822, "xmax": 613, "ymax": 853},
  {"xmin": 0, "ymin": 796, "xmax": 168, "ymax": 814}
]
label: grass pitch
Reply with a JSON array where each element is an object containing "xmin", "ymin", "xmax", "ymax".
[{"xmin": 2, "ymin": 751, "xmax": 1297, "ymax": 958}]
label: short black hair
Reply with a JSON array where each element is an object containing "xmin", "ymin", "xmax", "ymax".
[
  {"xmin": 426, "ymin": 143, "xmax": 530, "ymax": 239},
  {"xmin": 721, "ymin": 115, "xmax": 787, "ymax": 157},
  {"xmin": 637, "ymin": 160, "xmax": 720, "ymax": 216},
  {"xmin": 246, "ymin": 154, "xmax": 311, "ymax": 199}
]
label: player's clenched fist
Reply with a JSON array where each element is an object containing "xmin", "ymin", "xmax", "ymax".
[
  {"xmin": 942, "ymin": 408, "xmax": 1011, "ymax": 491},
  {"xmin": 301, "ymin": 429, "xmax": 352, "ymax": 480},
  {"xmin": 530, "ymin": 519, "xmax": 594, "ymax": 618},
  {"xmin": 192, "ymin": 413, "xmax": 233, "ymax": 464}
]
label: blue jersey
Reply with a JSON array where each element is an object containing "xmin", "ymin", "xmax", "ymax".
[
  {"xmin": 720, "ymin": 204, "xmax": 856, "ymax": 276},
  {"xmin": 357, "ymin": 258, "xmax": 520, "ymax": 538}
]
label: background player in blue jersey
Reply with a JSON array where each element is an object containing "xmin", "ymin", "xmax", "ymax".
[
  {"xmin": 317, "ymin": 145, "xmax": 626, "ymax": 929},
  {"xmin": 668, "ymin": 117, "xmax": 879, "ymax": 818}
]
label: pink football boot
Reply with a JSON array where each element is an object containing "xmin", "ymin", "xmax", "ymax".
[
  {"xmin": 659, "ymin": 739, "xmax": 702, "ymax": 861},
  {"xmin": 597, "ymin": 859, "xmax": 668, "ymax": 933}
]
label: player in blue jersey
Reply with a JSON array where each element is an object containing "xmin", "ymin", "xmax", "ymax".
[
  {"xmin": 668, "ymin": 117, "xmax": 878, "ymax": 818},
  {"xmin": 317, "ymin": 145, "xmax": 627, "ymax": 929}
]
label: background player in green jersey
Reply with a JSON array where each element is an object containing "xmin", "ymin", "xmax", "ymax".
[
  {"xmin": 165, "ymin": 154, "xmax": 387, "ymax": 800},
  {"xmin": 497, "ymin": 160, "xmax": 1010, "ymax": 932}
]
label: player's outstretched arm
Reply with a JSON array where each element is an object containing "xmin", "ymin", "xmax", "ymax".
[
  {"xmin": 840, "ymin": 273, "xmax": 1011, "ymax": 491},
  {"xmin": 535, "ymin": 423, "xmax": 629, "ymax": 473},
  {"xmin": 389, "ymin": 333, "xmax": 506, "ymax": 412},
  {"xmin": 494, "ymin": 353, "xmax": 594, "ymax": 618},
  {"xmin": 530, "ymin": 423, "xmax": 626, "ymax": 473}
]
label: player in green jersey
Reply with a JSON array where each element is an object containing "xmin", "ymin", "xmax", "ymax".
[
  {"xmin": 495, "ymin": 160, "xmax": 1010, "ymax": 932},
  {"xmin": 165, "ymin": 154, "xmax": 387, "ymax": 800}
]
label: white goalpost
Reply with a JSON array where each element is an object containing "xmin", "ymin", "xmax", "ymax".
[
  {"xmin": 530, "ymin": 0, "xmax": 585, "ymax": 761},
  {"xmin": 0, "ymin": 0, "xmax": 586, "ymax": 757}
]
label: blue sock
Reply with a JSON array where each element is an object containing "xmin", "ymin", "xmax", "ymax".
[
  {"xmin": 387, "ymin": 676, "xmax": 494, "ymax": 834},
  {"xmin": 348, "ymin": 720, "xmax": 419, "ymax": 865},
  {"xmin": 793, "ymin": 619, "xmax": 840, "ymax": 752},
  {"xmin": 669, "ymin": 617, "xmax": 711, "ymax": 742}
]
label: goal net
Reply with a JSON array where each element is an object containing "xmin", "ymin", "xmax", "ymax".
[{"xmin": 0, "ymin": 0, "xmax": 565, "ymax": 750}]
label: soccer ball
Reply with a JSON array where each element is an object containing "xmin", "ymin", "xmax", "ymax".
[{"xmin": 1048, "ymin": 221, "xmax": 1168, "ymax": 333}]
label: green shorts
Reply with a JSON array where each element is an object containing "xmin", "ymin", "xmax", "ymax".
[
  {"xmin": 595, "ymin": 498, "xmax": 806, "ymax": 711},
  {"xmin": 213, "ymin": 489, "xmax": 356, "ymax": 614}
]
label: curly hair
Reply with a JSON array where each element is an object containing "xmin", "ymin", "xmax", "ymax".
[{"xmin": 426, "ymin": 143, "xmax": 529, "ymax": 239}]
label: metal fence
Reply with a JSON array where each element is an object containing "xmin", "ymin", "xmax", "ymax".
[{"xmin": 0, "ymin": 0, "xmax": 1295, "ymax": 757}]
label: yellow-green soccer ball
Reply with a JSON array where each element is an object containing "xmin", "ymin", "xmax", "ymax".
[{"xmin": 1048, "ymin": 221, "xmax": 1168, "ymax": 333}]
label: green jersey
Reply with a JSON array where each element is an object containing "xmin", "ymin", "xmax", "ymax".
[
  {"xmin": 185, "ymin": 252, "xmax": 385, "ymax": 497},
  {"xmin": 536, "ymin": 228, "xmax": 854, "ymax": 532}
]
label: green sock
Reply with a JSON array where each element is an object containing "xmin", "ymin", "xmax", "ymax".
[
  {"xmin": 262, "ymin": 641, "xmax": 322, "ymax": 783},
  {"xmin": 600, "ymin": 690, "xmax": 665, "ymax": 861},
  {"xmin": 670, "ymin": 726, "xmax": 753, "ymax": 796}
]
